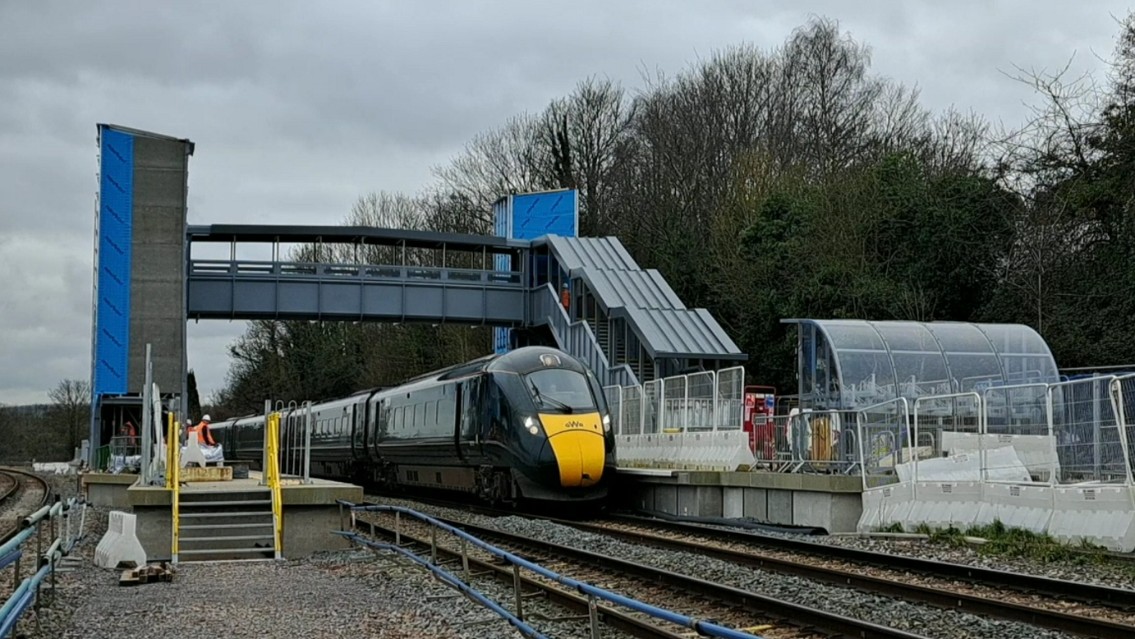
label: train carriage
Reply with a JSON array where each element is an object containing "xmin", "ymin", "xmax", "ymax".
[{"xmin": 210, "ymin": 346, "xmax": 614, "ymax": 505}]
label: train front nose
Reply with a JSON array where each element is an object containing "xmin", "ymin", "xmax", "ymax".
[{"xmin": 539, "ymin": 413, "xmax": 605, "ymax": 488}]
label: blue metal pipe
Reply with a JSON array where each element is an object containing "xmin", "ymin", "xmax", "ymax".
[
  {"xmin": 340, "ymin": 501, "xmax": 763, "ymax": 639},
  {"xmin": 0, "ymin": 549, "xmax": 19, "ymax": 572},
  {"xmin": 338, "ymin": 532, "xmax": 548, "ymax": 639},
  {"xmin": 0, "ymin": 560, "xmax": 53, "ymax": 637},
  {"xmin": 0, "ymin": 529, "xmax": 34, "ymax": 565}
]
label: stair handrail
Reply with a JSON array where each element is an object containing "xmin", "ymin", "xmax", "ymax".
[
  {"xmin": 532, "ymin": 283, "xmax": 638, "ymax": 387},
  {"xmin": 167, "ymin": 411, "xmax": 181, "ymax": 564},
  {"xmin": 266, "ymin": 411, "xmax": 284, "ymax": 560}
]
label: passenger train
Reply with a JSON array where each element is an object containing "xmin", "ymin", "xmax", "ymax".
[{"xmin": 209, "ymin": 346, "xmax": 615, "ymax": 504}]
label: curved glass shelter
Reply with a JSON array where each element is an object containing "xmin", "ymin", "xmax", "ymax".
[{"xmin": 782, "ymin": 319, "xmax": 1059, "ymax": 410}]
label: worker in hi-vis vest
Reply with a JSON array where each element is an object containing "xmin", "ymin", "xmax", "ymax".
[{"xmin": 188, "ymin": 415, "xmax": 217, "ymax": 447}]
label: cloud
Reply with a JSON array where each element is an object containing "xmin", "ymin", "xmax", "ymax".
[{"xmin": 0, "ymin": 0, "xmax": 1129, "ymax": 404}]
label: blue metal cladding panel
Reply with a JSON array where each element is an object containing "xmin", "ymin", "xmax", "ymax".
[
  {"xmin": 493, "ymin": 197, "xmax": 513, "ymax": 354},
  {"xmin": 93, "ymin": 128, "xmax": 134, "ymax": 395},
  {"xmin": 510, "ymin": 190, "xmax": 577, "ymax": 240}
]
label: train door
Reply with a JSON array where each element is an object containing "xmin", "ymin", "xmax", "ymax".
[
  {"xmin": 351, "ymin": 401, "xmax": 367, "ymax": 461},
  {"xmin": 459, "ymin": 375, "xmax": 483, "ymax": 461}
]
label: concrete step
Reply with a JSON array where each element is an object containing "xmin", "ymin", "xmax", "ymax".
[
  {"xmin": 178, "ymin": 511, "xmax": 273, "ymax": 519},
  {"xmin": 178, "ymin": 491, "xmax": 271, "ymax": 503},
  {"xmin": 181, "ymin": 535, "xmax": 275, "ymax": 543},
  {"xmin": 178, "ymin": 500, "xmax": 272, "ymax": 508},
  {"xmin": 180, "ymin": 522, "xmax": 274, "ymax": 530},
  {"xmin": 179, "ymin": 547, "xmax": 275, "ymax": 557}
]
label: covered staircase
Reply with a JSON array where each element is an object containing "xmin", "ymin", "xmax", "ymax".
[{"xmin": 524, "ymin": 236, "xmax": 744, "ymax": 388}]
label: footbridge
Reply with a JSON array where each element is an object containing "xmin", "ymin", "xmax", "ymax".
[{"xmin": 186, "ymin": 224, "xmax": 745, "ymax": 389}]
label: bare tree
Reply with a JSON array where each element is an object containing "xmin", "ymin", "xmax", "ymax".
[{"xmin": 49, "ymin": 379, "xmax": 90, "ymax": 456}]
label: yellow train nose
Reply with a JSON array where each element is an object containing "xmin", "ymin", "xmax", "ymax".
[
  {"xmin": 548, "ymin": 430, "xmax": 605, "ymax": 487},
  {"xmin": 538, "ymin": 412, "xmax": 606, "ymax": 488}
]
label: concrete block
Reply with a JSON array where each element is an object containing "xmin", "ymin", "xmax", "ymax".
[
  {"xmin": 830, "ymin": 494, "xmax": 863, "ymax": 533},
  {"xmin": 767, "ymin": 489, "xmax": 793, "ymax": 525},
  {"xmin": 793, "ymin": 491, "xmax": 835, "ymax": 531},
  {"xmin": 696, "ymin": 486, "xmax": 723, "ymax": 517},
  {"xmin": 743, "ymin": 488, "xmax": 767, "ymax": 520},
  {"xmin": 723, "ymin": 487, "xmax": 744, "ymax": 519},
  {"xmin": 677, "ymin": 485, "xmax": 699, "ymax": 517},
  {"xmin": 654, "ymin": 485, "xmax": 678, "ymax": 515}
]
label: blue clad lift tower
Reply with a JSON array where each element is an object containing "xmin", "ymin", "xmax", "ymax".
[
  {"xmin": 90, "ymin": 124, "xmax": 194, "ymax": 466},
  {"xmin": 493, "ymin": 189, "xmax": 578, "ymax": 354}
]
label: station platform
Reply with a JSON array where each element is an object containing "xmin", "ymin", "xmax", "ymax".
[
  {"xmin": 613, "ymin": 468, "xmax": 862, "ymax": 532},
  {"xmin": 82, "ymin": 471, "xmax": 362, "ymax": 560}
]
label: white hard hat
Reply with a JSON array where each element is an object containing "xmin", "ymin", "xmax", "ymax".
[{"xmin": 202, "ymin": 414, "xmax": 211, "ymax": 422}]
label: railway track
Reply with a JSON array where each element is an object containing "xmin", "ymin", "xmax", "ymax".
[
  {"xmin": 355, "ymin": 509, "xmax": 930, "ymax": 639},
  {"xmin": 583, "ymin": 514, "xmax": 1135, "ymax": 639},
  {"xmin": 0, "ymin": 468, "xmax": 51, "ymax": 544}
]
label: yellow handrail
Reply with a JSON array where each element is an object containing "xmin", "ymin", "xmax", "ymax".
[
  {"xmin": 168, "ymin": 412, "xmax": 181, "ymax": 564},
  {"xmin": 266, "ymin": 412, "xmax": 284, "ymax": 560}
]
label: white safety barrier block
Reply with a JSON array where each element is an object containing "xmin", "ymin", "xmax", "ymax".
[
  {"xmin": 897, "ymin": 448, "xmax": 1030, "ymax": 483},
  {"xmin": 976, "ymin": 482, "xmax": 1053, "ymax": 534},
  {"xmin": 180, "ymin": 436, "xmax": 207, "ymax": 468},
  {"xmin": 857, "ymin": 482, "xmax": 915, "ymax": 533},
  {"xmin": 941, "ymin": 433, "xmax": 1059, "ymax": 480},
  {"xmin": 94, "ymin": 511, "xmax": 147, "ymax": 569},
  {"xmin": 901, "ymin": 481, "xmax": 984, "ymax": 532},
  {"xmin": 1048, "ymin": 484, "xmax": 1135, "ymax": 552}
]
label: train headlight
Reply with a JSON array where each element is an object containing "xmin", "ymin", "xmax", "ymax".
[
  {"xmin": 524, "ymin": 416, "xmax": 541, "ymax": 436},
  {"xmin": 602, "ymin": 414, "xmax": 611, "ymax": 432}
]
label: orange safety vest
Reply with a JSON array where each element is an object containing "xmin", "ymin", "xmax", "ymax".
[
  {"xmin": 560, "ymin": 287, "xmax": 570, "ymax": 311},
  {"xmin": 188, "ymin": 422, "xmax": 216, "ymax": 446}
]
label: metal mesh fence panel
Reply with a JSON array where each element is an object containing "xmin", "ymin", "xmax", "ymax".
[
  {"xmin": 642, "ymin": 380, "xmax": 661, "ymax": 434},
  {"xmin": 983, "ymin": 383, "xmax": 1049, "ymax": 436},
  {"xmin": 1049, "ymin": 377, "xmax": 1128, "ymax": 484},
  {"xmin": 686, "ymin": 371, "xmax": 715, "ymax": 431},
  {"xmin": 912, "ymin": 392, "xmax": 982, "ymax": 458},
  {"xmin": 791, "ymin": 409, "xmax": 858, "ymax": 473},
  {"xmin": 661, "ymin": 375, "xmax": 688, "ymax": 432},
  {"xmin": 715, "ymin": 366, "xmax": 745, "ymax": 430},
  {"xmin": 1113, "ymin": 375, "xmax": 1135, "ymax": 485},
  {"xmin": 857, "ymin": 399, "xmax": 911, "ymax": 488},
  {"xmin": 621, "ymin": 385, "xmax": 643, "ymax": 436}
]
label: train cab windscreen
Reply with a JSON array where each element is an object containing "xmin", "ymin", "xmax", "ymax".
[{"xmin": 525, "ymin": 369, "xmax": 596, "ymax": 413}]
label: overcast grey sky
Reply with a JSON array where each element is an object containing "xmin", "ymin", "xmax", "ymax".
[{"xmin": 0, "ymin": 1, "xmax": 1129, "ymax": 406}]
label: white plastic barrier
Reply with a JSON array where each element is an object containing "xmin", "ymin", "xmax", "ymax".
[
  {"xmin": 975, "ymin": 483, "xmax": 1053, "ymax": 534},
  {"xmin": 940, "ymin": 432, "xmax": 1059, "ymax": 479},
  {"xmin": 93, "ymin": 511, "xmax": 147, "ymax": 569},
  {"xmin": 857, "ymin": 482, "xmax": 915, "ymax": 533},
  {"xmin": 32, "ymin": 462, "xmax": 76, "ymax": 475},
  {"xmin": 1048, "ymin": 485, "xmax": 1135, "ymax": 551},
  {"xmin": 614, "ymin": 432, "xmax": 756, "ymax": 471},
  {"xmin": 898, "ymin": 447, "xmax": 1031, "ymax": 483},
  {"xmin": 901, "ymin": 481, "xmax": 985, "ymax": 532},
  {"xmin": 180, "ymin": 440, "xmax": 225, "ymax": 467}
]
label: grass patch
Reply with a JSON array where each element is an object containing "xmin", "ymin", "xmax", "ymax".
[{"xmin": 919, "ymin": 519, "xmax": 1109, "ymax": 565}]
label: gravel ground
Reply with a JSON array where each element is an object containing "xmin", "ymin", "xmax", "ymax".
[
  {"xmin": 365, "ymin": 496, "xmax": 1086, "ymax": 639},
  {"xmin": 4, "ymin": 475, "xmax": 599, "ymax": 639},
  {"xmin": 806, "ymin": 533, "xmax": 1135, "ymax": 589}
]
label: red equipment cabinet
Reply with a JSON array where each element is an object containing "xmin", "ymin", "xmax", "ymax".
[{"xmin": 743, "ymin": 385, "xmax": 777, "ymax": 459}]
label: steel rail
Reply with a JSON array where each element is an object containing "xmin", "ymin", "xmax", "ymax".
[
  {"xmin": 352, "ymin": 518, "xmax": 689, "ymax": 639},
  {"xmin": 609, "ymin": 514, "xmax": 1135, "ymax": 611},
  {"xmin": 414, "ymin": 513, "xmax": 931, "ymax": 639},
  {"xmin": 568, "ymin": 517, "xmax": 1135, "ymax": 639},
  {"xmin": 0, "ymin": 469, "xmax": 51, "ymax": 545}
]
